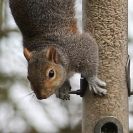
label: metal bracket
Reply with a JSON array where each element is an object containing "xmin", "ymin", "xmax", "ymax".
[
  {"xmin": 126, "ymin": 55, "xmax": 132, "ymax": 96},
  {"xmin": 69, "ymin": 76, "xmax": 88, "ymax": 97}
]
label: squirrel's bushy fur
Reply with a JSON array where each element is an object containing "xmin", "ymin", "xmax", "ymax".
[
  {"xmin": 10, "ymin": 0, "xmax": 77, "ymax": 40},
  {"xmin": 9, "ymin": 0, "xmax": 107, "ymax": 100}
]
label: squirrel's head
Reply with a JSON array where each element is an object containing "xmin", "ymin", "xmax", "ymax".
[{"xmin": 24, "ymin": 47, "xmax": 66, "ymax": 100}]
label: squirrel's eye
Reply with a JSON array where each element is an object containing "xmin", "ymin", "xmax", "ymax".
[{"xmin": 48, "ymin": 69, "xmax": 55, "ymax": 78}]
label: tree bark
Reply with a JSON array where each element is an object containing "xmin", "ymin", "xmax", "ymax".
[{"xmin": 82, "ymin": 0, "xmax": 128, "ymax": 133}]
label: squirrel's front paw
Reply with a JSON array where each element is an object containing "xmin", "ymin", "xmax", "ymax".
[
  {"xmin": 88, "ymin": 76, "xmax": 107, "ymax": 96},
  {"xmin": 55, "ymin": 87, "xmax": 70, "ymax": 100}
]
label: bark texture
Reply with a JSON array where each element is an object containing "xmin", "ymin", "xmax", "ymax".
[{"xmin": 82, "ymin": 0, "xmax": 128, "ymax": 133}]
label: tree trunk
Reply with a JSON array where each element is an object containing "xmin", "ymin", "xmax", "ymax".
[{"xmin": 82, "ymin": 0, "xmax": 128, "ymax": 133}]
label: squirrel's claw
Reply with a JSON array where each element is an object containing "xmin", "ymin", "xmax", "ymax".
[
  {"xmin": 88, "ymin": 77, "xmax": 107, "ymax": 96},
  {"xmin": 55, "ymin": 85, "xmax": 71, "ymax": 100},
  {"xmin": 89, "ymin": 85, "xmax": 107, "ymax": 96},
  {"xmin": 95, "ymin": 77, "xmax": 106, "ymax": 87},
  {"xmin": 56, "ymin": 90, "xmax": 70, "ymax": 100}
]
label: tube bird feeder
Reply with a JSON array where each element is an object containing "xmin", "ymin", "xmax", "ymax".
[{"xmin": 82, "ymin": 0, "xmax": 128, "ymax": 133}]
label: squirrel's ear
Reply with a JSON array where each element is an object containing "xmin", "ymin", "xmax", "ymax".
[
  {"xmin": 46, "ymin": 47, "xmax": 60, "ymax": 63},
  {"xmin": 24, "ymin": 48, "xmax": 32, "ymax": 61}
]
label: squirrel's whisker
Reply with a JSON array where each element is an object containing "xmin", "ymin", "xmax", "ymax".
[{"xmin": 22, "ymin": 91, "xmax": 34, "ymax": 98}]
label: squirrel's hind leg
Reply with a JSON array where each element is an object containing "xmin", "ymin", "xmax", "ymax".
[
  {"xmin": 88, "ymin": 76, "xmax": 107, "ymax": 96},
  {"xmin": 55, "ymin": 81, "xmax": 71, "ymax": 100}
]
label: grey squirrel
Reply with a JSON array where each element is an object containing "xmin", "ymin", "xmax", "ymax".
[{"xmin": 9, "ymin": 0, "xmax": 107, "ymax": 100}]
